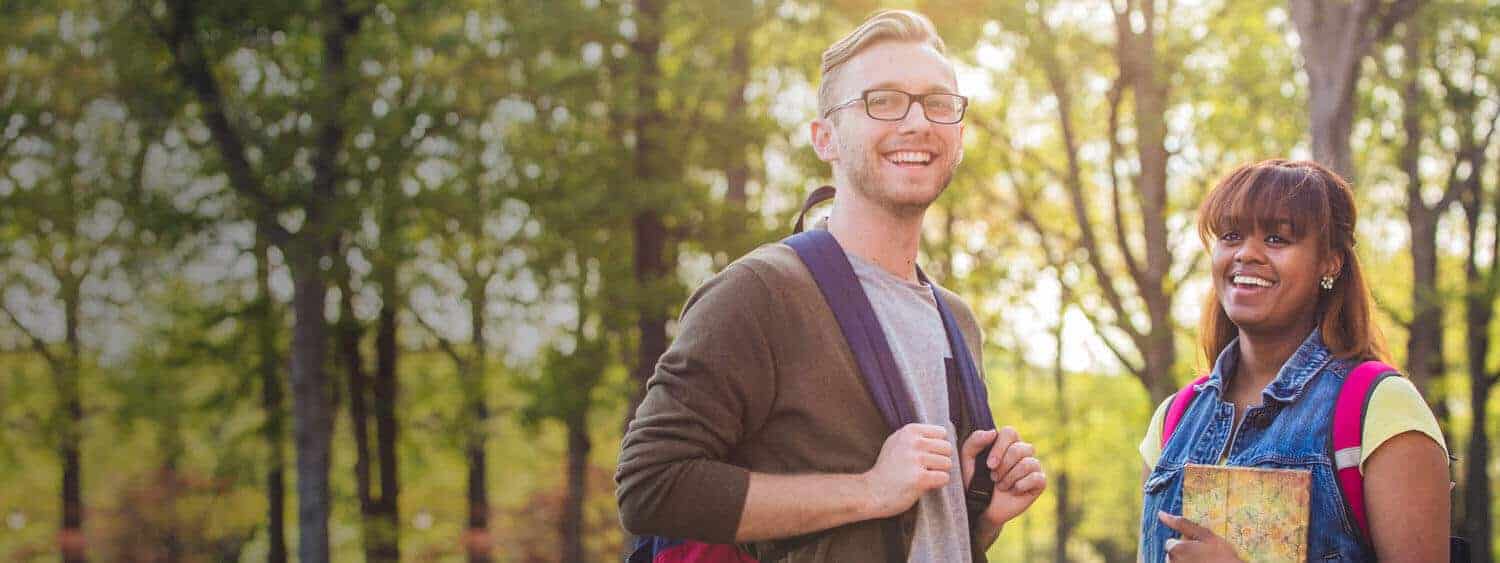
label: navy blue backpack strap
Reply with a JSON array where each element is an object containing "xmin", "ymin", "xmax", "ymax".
[
  {"xmin": 786, "ymin": 188, "xmax": 999, "ymax": 554},
  {"xmin": 792, "ymin": 185, "xmax": 836, "ymax": 234},
  {"xmin": 919, "ymin": 267, "xmax": 997, "ymax": 518},
  {"xmin": 783, "ymin": 228, "xmax": 910, "ymax": 563},
  {"xmin": 785, "ymin": 229, "xmax": 918, "ymax": 430}
]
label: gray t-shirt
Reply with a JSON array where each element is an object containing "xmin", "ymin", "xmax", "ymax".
[{"xmin": 847, "ymin": 252, "xmax": 971, "ymax": 563}]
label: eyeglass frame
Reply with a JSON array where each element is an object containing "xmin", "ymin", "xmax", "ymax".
[{"xmin": 821, "ymin": 88, "xmax": 970, "ymax": 124}]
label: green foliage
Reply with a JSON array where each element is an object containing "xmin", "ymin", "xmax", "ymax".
[{"xmin": 2, "ymin": 0, "xmax": 1500, "ymax": 561}]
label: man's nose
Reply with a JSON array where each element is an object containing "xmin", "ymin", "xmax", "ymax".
[{"xmin": 896, "ymin": 100, "xmax": 933, "ymax": 132}]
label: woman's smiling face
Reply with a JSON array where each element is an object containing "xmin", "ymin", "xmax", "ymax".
[{"xmin": 1211, "ymin": 217, "xmax": 1340, "ymax": 335}]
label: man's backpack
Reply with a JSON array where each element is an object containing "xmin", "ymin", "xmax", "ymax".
[
  {"xmin": 1160, "ymin": 361, "xmax": 1468, "ymax": 560},
  {"xmin": 627, "ymin": 186, "xmax": 998, "ymax": 562}
]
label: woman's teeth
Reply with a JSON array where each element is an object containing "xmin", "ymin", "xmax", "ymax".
[{"xmin": 1232, "ymin": 275, "xmax": 1274, "ymax": 287}]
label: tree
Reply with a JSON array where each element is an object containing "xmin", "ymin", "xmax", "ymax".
[
  {"xmin": 1422, "ymin": 3, "xmax": 1500, "ymax": 558},
  {"xmin": 1364, "ymin": 7, "xmax": 1463, "ymax": 424},
  {"xmin": 253, "ymin": 226, "xmax": 289, "ymax": 563},
  {"xmin": 974, "ymin": 0, "xmax": 1194, "ymax": 402},
  {"xmin": 330, "ymin": 11, "xmax": 469, "ymax": 554},
  {"xmin": 627, "ymin": 0, "xmax": 673, "ymax": 423},
  {"xmin": 0, "ymin": 5, "xmax": 170, "ymax": 556},
  {"xmin": 1288, "ymin": 0, "xmax": 1418, "ymax": 179},
  {"xmin": 145, "ymin": 1, "xmax": 369, "ymax": 558},
  {"xmin": 409, "ymin": 162, "xmax": 521, "ymax": 563}
]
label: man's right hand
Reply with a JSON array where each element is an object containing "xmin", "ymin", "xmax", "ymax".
[
  {"xmin": 861, "ymin": 423, "xmax": 953, "ymax": 518},
  {"xmin": 731, "ymin": 423, "xmax": 954, "ymax": 542}
]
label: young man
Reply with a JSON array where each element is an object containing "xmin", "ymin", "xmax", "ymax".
[{"xmin": 615, "ymin": 10, "xmax": 1045, "ymax": 562}]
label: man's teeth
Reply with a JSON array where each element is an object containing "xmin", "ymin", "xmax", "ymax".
[
  {"xmin": 1232, "ymin": 275, "xmax": 1274, "ymax": 288},
  {"xmin": 887, "ymin": 151, "xmax": 932, "ymax": 164}
]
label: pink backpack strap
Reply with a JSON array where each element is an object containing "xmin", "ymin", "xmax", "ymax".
[
  {"xmin": 1332, "ymin": 360, "xmax": 1399, "ymax": 542},
  {"xmin": 1161, "ymin": 375, "xmax": 1213, "ymax": 450}
]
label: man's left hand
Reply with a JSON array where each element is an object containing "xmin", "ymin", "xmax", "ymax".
[{"xmin": 960, "ymin": 426, "xmax": 1046, "ymax": 545}]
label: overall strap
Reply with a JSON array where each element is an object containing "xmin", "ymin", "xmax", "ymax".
[
  {"xmin": 1332, "ymin": 360, "xmax": 1398, "ymax": 542},
  {"xmin": 1161, "ymin": 375, "xmax": 1212, "ymax": 449}
]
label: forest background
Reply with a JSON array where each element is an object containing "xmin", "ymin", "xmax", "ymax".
[{"xmin": 2, "ymin": 0, "xmax": 1499, "ymax": 561}]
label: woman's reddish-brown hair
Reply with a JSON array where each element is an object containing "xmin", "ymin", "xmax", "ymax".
[{"xmin": 1196, "ymin": 159, "xmax": 1389, "ymax": 366}]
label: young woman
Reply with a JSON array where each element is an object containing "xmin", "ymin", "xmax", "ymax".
[{"xmin": 1137, "ymin": 160, "xmax": 1450, "ymax": 562}]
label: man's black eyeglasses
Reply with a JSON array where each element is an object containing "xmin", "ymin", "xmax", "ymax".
[{"xmin": 822, "ymin": 89, "xmax": 968, "ymax": 124}]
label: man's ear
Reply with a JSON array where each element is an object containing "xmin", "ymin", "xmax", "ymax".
[
  {"xmin": 810, "ymin": 118, "xmax": 837, "ymax": 163},
  {"xmin": 956, "ymin": 123, "xmax": 965, "ymax": 164}
]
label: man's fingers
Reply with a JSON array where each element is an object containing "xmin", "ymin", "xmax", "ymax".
[
  {"xmin": 995, "ymin": 426, "xmax": 1020, "ymax": 443},
  {"xmin": 997, "ymin": 457, "xmax": 1035, "ymax": 489},
  {"xmin": 999, "ymin": 458, "xmax": 1043, "ymax": 490},
  {"xmin": 916, "ymin": 437, "xmax": 954, "ymax": 457},
  {"xmin": 987, "ymin": 426, "xmax": 1020, "ymax": 469},
  {"xmin": 961, "ymin": 429, "xmax": 997, "ymax": 460},
  {"xmin": 1156, "ymin": 511, "xmax": 1209, "ymax": 540},
  {"xmin": 996, "ymin": 440, "xmax": 1035, "ymax": 474},
  {"xmin": 906, "ymin": 423, "xmax": 948, "ymax": 439},
  {"xmin": 917, "ymin": 468, "xmax": 950, "ymax": 489},
  {"xmin": 918, "ymin": 453, "xmax": 952, "ymax": 472},
  {"xmin": 1008, "ymin": 468, "xmax": 1046, "ymax": 494}
]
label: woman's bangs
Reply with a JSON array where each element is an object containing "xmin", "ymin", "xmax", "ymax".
[{"xmin": 1200, "ymin": 165, "xmax": 1329, "ymax": 243}]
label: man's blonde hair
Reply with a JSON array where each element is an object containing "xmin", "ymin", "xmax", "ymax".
[{"xmin": 818, "ymin": 10, "xmax": 948, "ymax": 117}]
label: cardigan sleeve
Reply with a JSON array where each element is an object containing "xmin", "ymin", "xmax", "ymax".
[{"xmin": 615, "ymin": 262, "xmax": 781, "ymax": 543}]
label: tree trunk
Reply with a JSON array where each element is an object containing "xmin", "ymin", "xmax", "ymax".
[
  {"xmin": 1288, "ymin": 0, "xmax": 1414, "ymax": 181},
  {"xmin": 1399, "ymin": 22, "xmax": 1448, "ymax": 428},
  {"xmin": 289, "ymin": 2, "xmax": 362, "ymax": 558},
  {"xmin": 1054, "ymin": 0, "xmax": 1179, "ymax": 404},
  {"xmin": 60, "ymin": 431, "xmax": 84, "ymax": 563},
  {"xmin": 371, "ymin": 270, "xmax": 401, "ymax": 562},
  {"xmin": 337, "ymin": 271, "xmax": 377, "ymax": 560},
  {"xmin": 561, "ymin": 410, "xmax": 591, "ymax": 563},
  {"xmin": 465, "ymin": 276, "xmax": 493, "ymax": 563},
  {"xmin": 155, "ymin": 1, "xmax": 362, "ymax": 559},
  {"xmin": 1465, "ymin": 369, "xmax": 1492, "ymax": 563},
  {"xmin": 60, "ymin": 274, "xmax": 86, "ymax": 563},
  {"xmin": 1033, "ymin": 2, "xmax": 1179, "ymax": 405},
  {"xmin": 1052, "ymin": 301, "xmax": 1071, "ymax": 562},
  {"xmin": 724, "ymin": 24, "xmax": 750, "ymax": 206},
  {"xmin": 1460, "ymin": 123, "xmax": 1497, "ymax": 563},
  {"xmin": 1289, "ymin": 0, "xmax": 1368, "ymax": 180},
  {"xmin": 337, "ymin": 258, "xmax": 399, "ymax": 563},
  {"xmin": 256, "ymin": 230, "xmax": 288, "ymax": 563},
  {"xmin": 1128, "ymin": 3, "xmax": 1176, "ymax": 406},
  {"xmin": 288, "ymin": 242, "xmax": 334, "ymax": 563},
  {"xmin": 628, "ymin": 0, "xmax": 670, "ymax": 426},
  {"xmin": 465, "ymin": 411, "xmax": 492, "ymax": 563},
  {"xmin": 158, "ymin": 414, "xmax": 184, "ymax": 563},
  {"xmin": 1461, "ymin": 208, "xmax": 1496, "ymax": 563}
]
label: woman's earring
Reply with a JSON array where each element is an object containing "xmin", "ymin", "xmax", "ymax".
[{"xmin": 1320, "ymin": 276, "xmax": 1336, "ymax": 290}]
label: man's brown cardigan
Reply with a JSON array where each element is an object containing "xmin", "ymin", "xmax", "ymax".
[{"xmin": 616, "ymin": 242, "xmax": 992, "ymax": 562}]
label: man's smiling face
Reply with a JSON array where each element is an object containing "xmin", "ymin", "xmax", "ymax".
[{"xmin": 814, "ymin": 41, "xmax": 964, "ymax": 216}]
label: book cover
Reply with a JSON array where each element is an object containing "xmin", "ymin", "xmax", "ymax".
[{"xmin": 1180, "ymin": 464, "xmax": 1311, "ymax": 563}]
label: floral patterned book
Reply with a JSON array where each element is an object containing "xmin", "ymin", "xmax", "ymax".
[{"xmin": 1181, "ymin": 464, "xmax": 1311, "ymax": 563}]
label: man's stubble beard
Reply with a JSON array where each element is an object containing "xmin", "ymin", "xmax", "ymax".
[{"xmin": 836, "ymin": 132, "xmax": 960, "ymax": 219}]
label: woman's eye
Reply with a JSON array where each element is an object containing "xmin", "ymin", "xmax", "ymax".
[
  {"xmin": 1220, "ymin": 231, "xmax": 1241, "ymax": 242},
  {"xmin": 1266, "ymin": 234, "xmax": 1289, "ymax": 244}
]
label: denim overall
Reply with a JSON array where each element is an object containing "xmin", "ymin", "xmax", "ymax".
[{"xmin": 1138, "ymin": 331, "xmax": 1370, "ymax": 561}]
